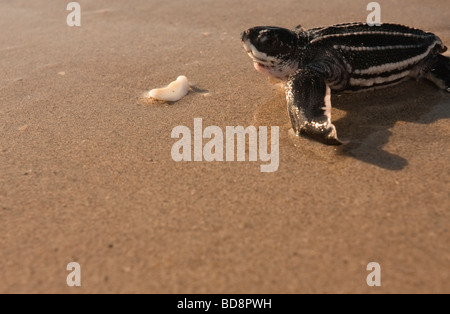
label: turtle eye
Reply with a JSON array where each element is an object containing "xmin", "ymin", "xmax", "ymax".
[{"xmin": 257, "ymin": 34, "xmax": 279, "ymax": 49}]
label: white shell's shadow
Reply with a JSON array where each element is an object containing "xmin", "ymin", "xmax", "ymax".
[{"xmin": 189, "ymin": 85, "xmax": 209, "ymax": 95}]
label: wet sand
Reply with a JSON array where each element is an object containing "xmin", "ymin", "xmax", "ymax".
[{"xmin": 0, "ymin": 0, "xmax": 449, "ymax": 293}]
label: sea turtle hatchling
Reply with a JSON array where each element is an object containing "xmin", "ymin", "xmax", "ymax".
[{"xmin": 241, "ymin": 23, "xmax": 450, "ymax": 145}]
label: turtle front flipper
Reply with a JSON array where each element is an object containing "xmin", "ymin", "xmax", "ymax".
[
  {"xmin": 286, "ymin": 67, "xmax": 343, "ymax": 145},
  {"xmin": 425, "ymin": 54, "xmax": 450, "ymax": 93}
]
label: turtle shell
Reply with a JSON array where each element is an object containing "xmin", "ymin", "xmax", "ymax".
[{"xmin": 306, "ymin": 23, "xmax": 447, "ymax": 91}]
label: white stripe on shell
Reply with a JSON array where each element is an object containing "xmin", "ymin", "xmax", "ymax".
[
  {"xmin": 309, "ymin": 23, "xmax": 364, "ymax": 33},
  {"xmin": 310, "ymin": 31, "xmax": 431, "ymax": 44},
  {"xmin": 345, "ymin": 77, "xmax": 410, "ymax": 93},
  {"xmin": 353, "ymin": 41, "xmax": 439, "ymax": 75},
  {"xmin": 333, "ymin": 44, "xmax": 423, "ymax": 52},
  {"xmin": 349, "ymin": 70, "xmax": 411, "ymax": 87}
]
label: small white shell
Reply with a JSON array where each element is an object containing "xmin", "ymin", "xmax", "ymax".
[{"xmin": 149, "ymin": 76, "xmax": 189, "ymax": 102}]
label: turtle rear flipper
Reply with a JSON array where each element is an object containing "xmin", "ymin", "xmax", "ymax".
[
  {"xmin": 286, "ymin": 67, "xmax": 344, "ymax": 145},
  {"xmin": 425, "ymin": 54, "xmax": 450, "ymax": 92}
]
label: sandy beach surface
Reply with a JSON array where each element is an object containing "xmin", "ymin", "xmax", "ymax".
[{"xmin": 1, "ymin": 0, "xmax": 449, "ymax": 293}]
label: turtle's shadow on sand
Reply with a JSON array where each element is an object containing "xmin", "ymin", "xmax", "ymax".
[{"xmin": 332, "ymin": 81, "xmax": 450, "ymax": 170}]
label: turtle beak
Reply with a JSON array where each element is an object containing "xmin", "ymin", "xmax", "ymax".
[
  {"xmin": 241, "ymin": 29, "xmax": 250, "ymax": 40},
  {"xmin": 241, "ymin": 30, "xmax": 252, "ymax": 53},
  {"xmin": 241, "ymin": 29, "xmax": 252, "ymax": 46}
]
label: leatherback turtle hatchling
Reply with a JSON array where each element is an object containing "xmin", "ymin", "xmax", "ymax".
[{"xmin": 241, "ymin": 23, "xmax": 450, "ymax": 145}]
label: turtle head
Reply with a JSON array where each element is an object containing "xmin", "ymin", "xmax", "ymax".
[{"xmin": 241, "ymin": 26, "xmax": 300, "ymax": 80}]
